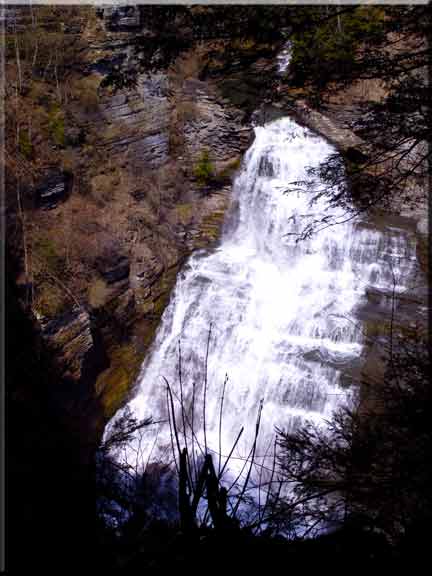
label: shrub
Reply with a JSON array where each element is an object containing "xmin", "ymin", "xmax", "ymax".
[
  {"xmin": 48, "ymin": 104, "xmax": 65, "ymax": 147},
  {"xmin": 18, "ymin": 131, "xmax": 33, "ymax": 160},
  {"xmin": 194, "ymin": 149, "xmax": 214, "ymax": 186}
]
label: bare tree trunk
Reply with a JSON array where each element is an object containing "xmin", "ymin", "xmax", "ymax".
[
  {"xmin": 31, "ymin": 39, "xmax": 38, "ymax": 72},
  {"xmin": 14, "ymin": 35, "xmax": 22, "ymax": 94},
  {"xmin": 16, "ymin": 179, "xmax": 30, "ymax": 306},
  {"xmin": 337, "ymin": 13, "xmax": 343, "ymax": 35},
  {"xmin": 15, "ymin": 75, "xmax": 30, "ymax": 305},
  {"xmin": 54, "ymin": 49, "xmax": 61, "ymax": 103},
  {"xmin": 42, "ymin": 53, "xmax": 52, "ymax": 81},
  {"xmin": 64, "ymin": 80, "xmax": 68, "ymax": 106},
  {"xmin": 30, "ymin": 2, "xmax": 35, "ymax": 27},
  {"xmin": 336, "ymin": 1, "xmax": 343, "ymax": 35}
]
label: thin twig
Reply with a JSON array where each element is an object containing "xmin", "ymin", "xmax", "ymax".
[
  {"xmin": 233, "ymin": 400, "xmax": 264, "ymax": 517},
  {"xmin": 165, "ymin": 383, "xmax": 179, "ymax": 475},
  {"xmin": 218, "ymin": 374, "xmax": 228, "ymax": 477},
  {"xmin": 203, "ymin": 323, "xmax": 212, "ymax": 456}
]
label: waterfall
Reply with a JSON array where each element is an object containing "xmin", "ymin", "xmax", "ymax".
[
  {"xmin": 276, "ymin": 40, "xmax": 292, "ymax": 73},
  {"xmin": 104, "ymin": 117, "xmax": 417, "ymax": 491}
]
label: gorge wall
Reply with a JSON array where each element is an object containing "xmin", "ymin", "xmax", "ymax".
[{"xmin": 5, "ymin": 6, "xmax": 427, "ymax": 449}]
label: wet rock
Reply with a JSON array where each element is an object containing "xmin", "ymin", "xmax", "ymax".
[
  {"xmin": 258, "ymin": 156, "xmax": 275, "ymax": 177},
  {"xmin": 416, "ymin": 217, "xmax": 427, "ymax": 235},
  {"xmin": 290, "ymin": 100, "xmax": 365, "ymax": 153},
  {"xmin": 134, "ymin": 257, "xmax": 164, "ymax": 290},
  {"xmin": 1, "ymin": 6, "xmax": 27, "ymax": 33},
  {"xmin": 345, "ymin": 147, "xmax": 369, "ymax": 165}
]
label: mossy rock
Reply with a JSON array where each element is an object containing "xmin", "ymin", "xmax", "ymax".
[
  {"xmin": 175, "ymin": 203, "xmax": 194, "ymax": 224},
  {"xmin": 96, "ymin": 343, "xmax": 143, "ymax": 419},
  {"xmin": 33, "ymin": 233, "xmax": 68, "ymax": 278},
  {"xmin": 196, "ymin": 209, "xmax": 227, "ymax": 248},
  {"xmin": 97, "ymin": 264, "xmax": 182, "ymax": 419}
]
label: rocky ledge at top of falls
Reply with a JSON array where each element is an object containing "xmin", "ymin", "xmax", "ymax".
[{"xmin": 256, "ymin": 95, "xmax": 427, "ymax": 240}]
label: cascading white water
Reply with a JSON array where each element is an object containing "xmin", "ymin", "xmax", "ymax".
[
  {"xmin": 104, "ymin": 117, "xmax": 417, "ymax": 487},
  {"xmin": 276, "ymin": 40, "xmax": 292, "ymax": 73}
]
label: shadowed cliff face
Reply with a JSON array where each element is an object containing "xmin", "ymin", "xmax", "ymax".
[{"xmin": 6, "ymin": 253, "xmax": 99, "ymax": 570}]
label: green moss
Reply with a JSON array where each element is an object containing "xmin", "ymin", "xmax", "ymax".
[
  {"xmin": 18, "ymin": 131, "xmax": 33, "ymax": 160},
  {"xmin": 175, "ymin": 203, "xmax": 194, "ymax": 223},
  {"xmin": 32, "ymin": 234, "xmax": 69, "ymax": 317},
  {"xmin": 103, "ymin": 124, "xmax": 125, "ymax": 142},
  {"xmin": 231, "ymin": 38, "xmax": 257, "ymax": 51},
  {"xmin": 76, "ymin": 76, "xmax": 100, "ymax": 113},
  {"xmin": 195, "ymin": 209, "xmax": 226, "ymax": 248},
  {"xmin": 96, "ymin": 344, "xmax": 143, "ymax": 419},
  {"xmin": 97, "ymin": 265, "xmax": 183, "ymax": 419},
  {"xmin": 363, "ymin": 315, "xmax": 421, "ymax": 345},
  {"xmin": 363, "ymin": 318, "xmax": 390, "ymax": 341},
  {"xmin": 194, "ymin": 149, "xmax": 214, "ymax": 186},
  {"xmin": 48, "ymin": 104, "xmax": 65, "ymax": 147},
  {"xmin": 150, "ymin": 266, "xmax": 180, "ymax": 312}
]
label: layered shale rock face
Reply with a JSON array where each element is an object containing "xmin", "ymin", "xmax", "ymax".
[
  {"xmin": 39, "ymin": 309, "xmax": 95, "ymax": 382},
  {"xmin": 98, "ymin": 74, "xmax": 171, "ymax": 167}
]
